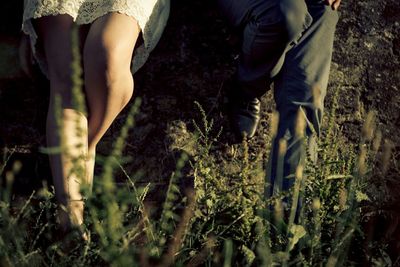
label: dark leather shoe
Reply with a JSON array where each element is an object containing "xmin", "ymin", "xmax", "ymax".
[{"xmin": 228, "ymin": 89, "xmax": 261, "ymax": 139}]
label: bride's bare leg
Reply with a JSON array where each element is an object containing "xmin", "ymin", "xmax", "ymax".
[
  {"xmin": 37, "ymin": 12, "xmax": 140, "ymax": 233},
  {"xmin": 37, "ymin": 15, "xmax": 89, "ymax": 231},
  {"xmin": 83, "ymin": 13, "xmax": 140, "ymax": 156}
]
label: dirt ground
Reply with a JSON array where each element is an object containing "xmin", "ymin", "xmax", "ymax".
[{"xmin": 1, "ymin": 0, "xmax": 399, "ymax": 256}]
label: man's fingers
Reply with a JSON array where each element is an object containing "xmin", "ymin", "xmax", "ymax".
[
  {"xmin": 332, "ymin": 0, "xmax": 341, "ymax": 10},
  {"xmin": 326, "ymin": 0, "xmax": 341, "ymax": 10},
  {"xmin": 325, "ymin": 0, "xmax": 334, "ymax": 6}
]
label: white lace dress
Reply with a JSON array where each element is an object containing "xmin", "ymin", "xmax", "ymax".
[{"xmin": 22, "ymin": 0, "xmax": 170, "ymax": 75}]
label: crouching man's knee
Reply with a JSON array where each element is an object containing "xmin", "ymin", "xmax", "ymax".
[{"xmin": 279, "ymin": 0, "xmax": 312, "ymax": 42}]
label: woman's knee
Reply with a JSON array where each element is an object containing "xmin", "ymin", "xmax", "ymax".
[
  {"xmin": 45, "ymin": 50, "xmax": 76, "ymax": 106},
  {"xmin": 36, "ymin": 15, "xmax": 78, "ymax": 104},
  {"xmin": 84, "ymin": 42, "xmax": 134, "ymax": 95}
]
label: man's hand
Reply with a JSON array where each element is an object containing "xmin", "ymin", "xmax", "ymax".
[{"xmin": 325, "ymin": 0, "xmax": 341, "ymax": 10}]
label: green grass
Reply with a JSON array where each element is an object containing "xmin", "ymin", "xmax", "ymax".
[{"xmin": 0, "ymin": 97, "xmax": 392, "ymax": 266}]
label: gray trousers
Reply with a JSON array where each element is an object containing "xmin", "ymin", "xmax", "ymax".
[{"xmin": 218, "ymin": 0, "xmax": 339, "ymax": 195}]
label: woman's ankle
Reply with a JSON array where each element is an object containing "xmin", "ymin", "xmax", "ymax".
[{"xmin": 58, "ymin": 200, "xmax": 85, "ymax": 233}]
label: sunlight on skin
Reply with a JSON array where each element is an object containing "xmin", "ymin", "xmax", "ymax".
[
  {"xmin": 46, "ymin": 108, "xmax": 88, "ymax": 228},
  {"xmin": 325, "ymin": 0, "xmax": 341, "ymax": 10},
  {"xmin": 38, "ymin": 13, "xmax": 140, "ymax": 234}
]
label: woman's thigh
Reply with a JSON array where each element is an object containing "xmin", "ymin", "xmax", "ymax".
[
  {"xmin": 83, "ymin": 13, "xmax": 140, "ymax": 75},
  {"xmin": 36, "ymin": 15, "xmax": 89, "ymax": 84}
]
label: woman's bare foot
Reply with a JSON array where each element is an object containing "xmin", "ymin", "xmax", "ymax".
[{"xmin": 57, "ymin": 200, "xmax": 88, "ymax": 253}]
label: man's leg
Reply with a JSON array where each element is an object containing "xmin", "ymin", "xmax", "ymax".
[
  {"xmin": 218, "ymin": 0, "xmax": 283, "ymax": 138},
  {"xmin": 218, "ymin": 0, "xmax": 313, "ymax": 138},
  {"xmin": 267, "ymin": 2, "xmax": 339, "ymax": 198}
]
